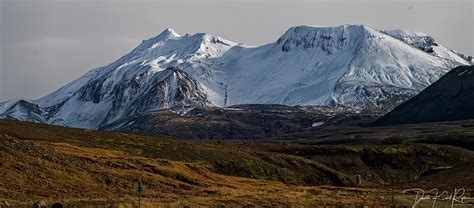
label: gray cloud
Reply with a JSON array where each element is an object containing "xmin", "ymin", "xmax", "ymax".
[{"xmin": 1, "ymin": 0, "xmax": 472, "ymax": 101}]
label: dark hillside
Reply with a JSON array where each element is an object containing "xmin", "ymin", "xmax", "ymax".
[{"xmin": 372, "ymin": 65, "xmax": 474, "ymax": 126}]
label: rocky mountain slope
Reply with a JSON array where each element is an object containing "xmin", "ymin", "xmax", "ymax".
[
  {"xmin": 100, "ymin": 104, "xmax": 381, "ymax": 139},
  {"xmin": 372, "ymin": 65, "xmax": 474, "ymax": 125},
  {"xmin": 0, "ymin": 25, "xmax": 471, "ymax": 129}
]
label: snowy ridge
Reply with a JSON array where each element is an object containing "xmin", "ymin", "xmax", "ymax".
[
  {"xmin": 0, "ymin": 24, "xmax": 471, "ymax": 129},
  {"xmin": 383, "ymin": 29, "xmax": 472, "ymax": 64}
]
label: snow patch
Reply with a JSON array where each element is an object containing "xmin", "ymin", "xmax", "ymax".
[{"xmin": 312, "ymin": 121, "xmax": 325, "ymax": 127}]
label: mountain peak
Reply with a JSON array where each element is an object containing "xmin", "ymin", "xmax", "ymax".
[
  {"xmin": 278, "ymin": 24, "xmax": 374, "ymax": 39},
  {"xmin": 157, "ymin": 28, "xmax": 180, "ymax": 39},
  {"xmin": 132, "ymin": 28, "xmax": 181, "ymax": 52},
  {"xmin": 276, "ymin": 24, "xmax": 376, "ymax": 53}
]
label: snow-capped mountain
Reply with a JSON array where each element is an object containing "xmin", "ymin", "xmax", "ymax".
[{"xmin": 0, "ymin": 25, "xmax": 471, "ymax": 129}]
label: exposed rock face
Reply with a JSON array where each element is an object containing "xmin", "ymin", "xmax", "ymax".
[{"xmin": 1, "ymin": 66, "xmax": 210, "ymax": 129}]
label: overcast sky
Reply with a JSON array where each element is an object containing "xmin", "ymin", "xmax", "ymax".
[{"xmin": 0, "ymin": 0, "xmax": 473, "ymax": 101}]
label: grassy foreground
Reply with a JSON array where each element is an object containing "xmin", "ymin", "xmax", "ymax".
[{"xmin": 0, "ymin": 120, "xmax": 473, "ymax": 207}]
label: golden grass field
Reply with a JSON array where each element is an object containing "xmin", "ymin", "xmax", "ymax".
[{"xmin": 0, "ymin": 120, "xmax": 473, "ymax": 207}]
